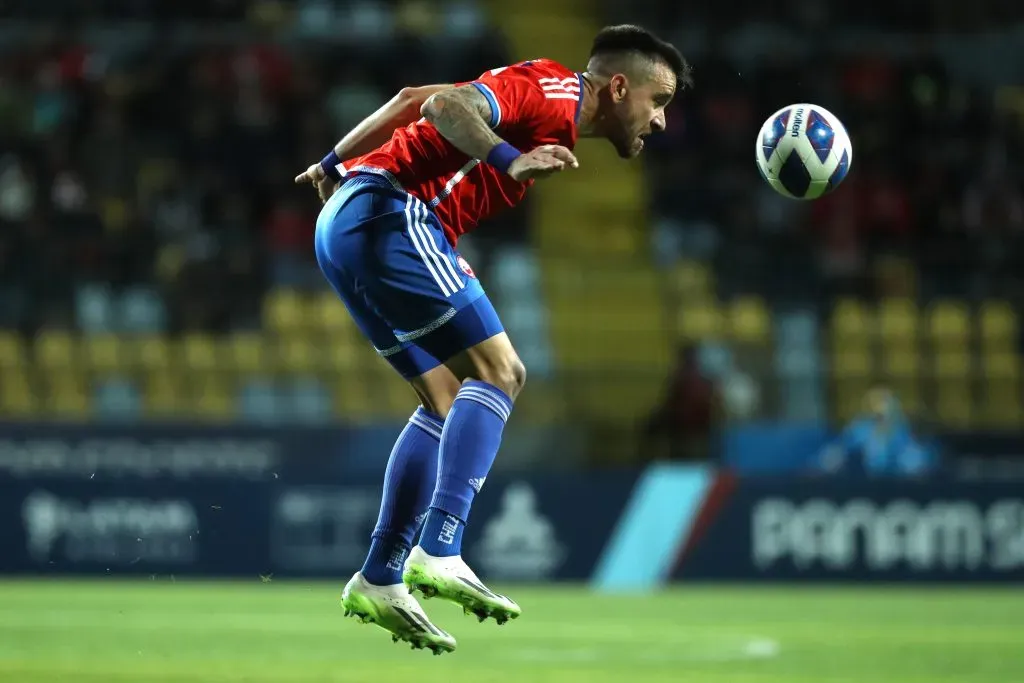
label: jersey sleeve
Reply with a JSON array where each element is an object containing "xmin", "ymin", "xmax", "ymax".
[{"xmin": 470, "ymin": 63, "xmax": 580, "ymax": 131}]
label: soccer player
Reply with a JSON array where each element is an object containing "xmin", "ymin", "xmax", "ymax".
[{"xmin": 294, "ymin": 25, "xmax": 691, "ymax": 654}]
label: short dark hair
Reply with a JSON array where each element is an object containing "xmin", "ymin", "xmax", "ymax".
[{"xmin": 589, "ymin": 25, "xmax": 693, "ymax": 90}]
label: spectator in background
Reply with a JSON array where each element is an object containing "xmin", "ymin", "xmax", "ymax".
[
  {"xmin": 816, "ymin": 387, "xmax": 937, "ymax": 477},
  {"xmin": 642, "ymin": 344, "xmax": 722, "ymax": 462}
]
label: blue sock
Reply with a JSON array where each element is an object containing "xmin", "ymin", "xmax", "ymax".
[
  {"xmin": 419, "ymin": 380, "xmax": 512, "ymax": 557},
  {"xmin": 361, "ymin": 407, "xmax": 442, "ymax": 585}
]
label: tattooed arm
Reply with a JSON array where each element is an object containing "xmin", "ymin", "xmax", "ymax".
[
  {"xmin": 420, "ymin": 85, "xmax": 578, "ymax": 181},
  {"xmin": 419, "ymin": 85, "xmax": 506, "ymax": 162}
]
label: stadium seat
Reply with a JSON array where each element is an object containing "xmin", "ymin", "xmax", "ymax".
[
  {"xmin": 0, "ymin": 369, "xmax": 36, "ymax": 416},
  {"xmin": 831, "ymin": 299, "xmax": 872, "ymax": 346},
  {"xmin": 181, "ymin": 334, "xmax": 219, "ymax": 373},
  {"xmin": 728, "ymin": 297, "xmax": 771, "ymax": 345},
  {"xmin": 45, "ymin": 373, "xmax": 90, "ymax": 419},
  {"xmin": 933, "ymin": 350, "xmax": 971, "ymax": 380},
  {"xmin": 981, "ymin": 352, "xmax": 1020, "ymax": 381},
  {"xmin": 287, "ymin": 378, "xmax": 334, "ymax": 423},
  {"xmin": 35, "ymin": 330, "xmax": 76, "ymax": 371},
  {"xmin": 314, "ymin": 288, "xmax": 355, "ymax": 335},
  {"xmin": 935, "ymin": 383, "xmax": 973, "ymax": 428},
  {"xmin": 226, "ymin": 333, "xmax": 266, "ymax": 375},
  {"xmin": 881, "ymin": 347, "xmax": 919, "ymax": 379},
  {"xmin": 263, "ymin": 289, "xmax": 305, "ymax": 335},
  {"xmin": 334, "ymin": 374, "xmax": 374, "ymax": 421},
  {"xmin": 136, "ymin": 335, "xmax": 171, "ymax": 372},
  {"xmin": 979, "ymin": 301, "xmax": 1017, "ymax": 348},
  {"xmin": 979, "ymin": 382, "xmax": 1022, "ymax": 429},
  {"xmin": 83, "ymin": 334, "xmax": 123, "ymax": 377},
  {"xmin": 878, "ymin": 297, "xmax": 918, "ymax": 347},
  {"xmin": 928, "ymin": 301, "xmax": 970, "ymax": 345},
  {"xmin": 279, "ymin": 337, "xmax": 317, "ymax": 375},
  {"xmin": 144, "ymin": 370, "xmax": 183, "ymax": 417},
  {"xmin": 676, "ymin": 302, "xmax": 724, "ymax": 342},
  {"xmin": 324, "ymin": 337, "xmax": 360, "ymax": 373},
  {"xmin": 239, "ymin": 379, "xmax": 280, "ymax": 423},
  {"xmin": 669, "ymin": 260, "xmax": 713, "ymax": 299},
  {"xmin": 0, "ymin": 331, "xmax": 25, "ymax": 369},
  {"xmin": 192, "ymin": 375, "xmax": 234, "ymax": 421},
  {"xmin": 831, "ymin": 347, "xmax": 873, "ymax": 380},
  {"xmin": 834, "ymin": 380, "xmax": 872, "ymax": 421},
  {"xmin": 94, "ymin": 379, "xmax": 142, "ymax": 420}
]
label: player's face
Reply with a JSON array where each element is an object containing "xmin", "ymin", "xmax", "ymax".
[{"xmin": 606, "ymin": 63, "xmax": 676, "ymax": 158}]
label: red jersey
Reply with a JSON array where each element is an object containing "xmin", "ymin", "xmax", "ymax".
[{"xmin": 339, "ymin": 59, "xmax": 583, "ymax": 245}]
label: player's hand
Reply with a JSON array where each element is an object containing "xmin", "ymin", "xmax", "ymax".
[
  {"xmin": 507, "ymin": 145, "xmax": 579, "ymax": 182},
  {"xmin": 294, "ymin": 163, "xmax": 339, "ymax": 204}
]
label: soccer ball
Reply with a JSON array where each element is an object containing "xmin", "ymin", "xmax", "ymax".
[{"xmin": 756, "ymin": 103, "xmax": 852, "ymax": 200}]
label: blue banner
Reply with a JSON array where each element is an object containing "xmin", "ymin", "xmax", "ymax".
[
  {"xmin": 0, "ymin": 471, "xmax": 637, "ymax": 581},
  {"xmin": 673, "ymin": 478, "xmax": 1024, "ymax": 582}
]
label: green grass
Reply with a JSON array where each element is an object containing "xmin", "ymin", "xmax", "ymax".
[{"xmin": 0, "ymin": 580, "xmax": 1021, "ymax": 682}]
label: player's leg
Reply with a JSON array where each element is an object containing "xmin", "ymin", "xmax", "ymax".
[
  {"xmin": 404, "ymin": 323, "xmax": 525, "ymax": 624},
  {"xmin": 334, "ymin": 188, "xmax": 523, "ymax": 624},
  {"xmin": 314, "ymin": 182, "xmax": 455, "ymax": 654}
]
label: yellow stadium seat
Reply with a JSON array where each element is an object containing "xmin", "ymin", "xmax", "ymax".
[
  {"xmin": 834, "ymin": 380, "xmax": 871, "ymax": 421},
  {"xmin": 314, "ymin": 289, "xmax": 355, "ymax": 335},
  {"xmin": 878, "ymin": 298, "xmax": 918, "ymax": 346},
  {"xmin": 935, "ymin": 382, "xmax": 972, "ymax": 428},
  {"xmin": 832, "ymin": 348, "xmax": 873, "ymax": 380},
  {"xmin": 45, "ymin": 374, "xmax": 90, "ymax": 419},
  {"xmin": 334, "ymin": 374, "xmax": 374, "ymax": 421},
  {"xmin": 728, "ymin": 297, "xmax": 771, "ymax": 345},
  {"xmin": 263, "ymin": 289, "xmax": 305, "ymax": 334},
  {"xmin": 980, "ymin": 301, "xmax": 1017, "ymax": 348},
  {"xmin": 0, "ymin": 369, "xmax": 36, "ymax": 416},
  {"xmin": 928, "ymin": 301, "xmax": 970, "ymax": 345},
  {"xmin": 933, "ymin": 351, "xmax": 971, "ymax": 379},
  {"xmin": 136, "ymin": 335, "xmax": 170, "ymax": 371},
  {"xmin": 980, "ymin": 383, "xmax": 1022, "ymax": 429},
  {"xmin": 225, "ymin": 333, "xmax": 266, "ymax": 375},
  {"xmin": 670, "ymin": 260, "xmax": 713, "ymax": 299},
  {"xmin": 181, "ymin": 334, "xmax": 218, "ymax": 372},
  {"xmin": 982, "ymin": 352, "xmax": 1020, "ymax": 381},
  {"xmin": 0, "ymin": 332, "xmax": 25, "ymax": 368},
  {"xmin": 676, "ymin": 302, "xmax": 723, "ymax": 342},
  {"xmin": 831, "ymin": 299, "xmax": 872, "ymax": 345},
  {"xmin": 192, "ymin": 376, "xmax": 234, "ymax": 421},
  {"xmin": 35, "ymin": 330, "xmax": 76, "ymax": 370},
  {"xmin": 882, "ymin": 348, "xmax": 919, "ymax": 379},
  {"xmin": 325, "ymin": 337, "xmax": 361, "ymax": 372},
  {"xmin": 144, "ymin": 370, "xmax": 182, "ymax": 417},
  {"xmin": 279, "ymin": 337, "xmax": 317, "ymax": 375},
  {"xmin": 83, "ymin": 335, "xmax": 123, "ymax": 376}
]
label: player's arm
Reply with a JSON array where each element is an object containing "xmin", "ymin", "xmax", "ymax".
[
  {"xmin": 420, "ymin": 85, "xmax": 578, "ymax": 181},
  {"xmin": 333, "ymin": 84, "xmax": 451, "ymax": 160},
  {"xmin": 294, "ymin": 84, "xmax": 449, "ymax": 198}
]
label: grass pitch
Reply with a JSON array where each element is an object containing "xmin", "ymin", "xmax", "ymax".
[{"xmin": 0, "ymin": 580, "xmax": 1021, "ymax": 683}]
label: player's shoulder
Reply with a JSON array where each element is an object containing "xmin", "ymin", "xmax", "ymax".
[{"xmin": 478, "ymin": 58, "xmax": 575, "ymax": 81}]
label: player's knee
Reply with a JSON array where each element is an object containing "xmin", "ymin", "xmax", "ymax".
[{"xmin": 476, "ymin": 353, "xmax": 527, "ymax": 401}]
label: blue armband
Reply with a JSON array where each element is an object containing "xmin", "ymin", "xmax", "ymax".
[
  {"xmin": 485, "ymin": 142, "xmax": 522, "ymax": 175},
  {"xmin": 320, "ymin": 150, "xmax": 343, "ymax": 182}
]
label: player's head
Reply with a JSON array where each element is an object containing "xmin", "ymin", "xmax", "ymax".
[{"xmin": 585, "ymin": 25, "xmax": 692, "ymax": 158}]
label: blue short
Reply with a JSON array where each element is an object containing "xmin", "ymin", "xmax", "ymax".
[{"xmin": 314, "ymin": 173, "xmax": 504, "ymax": 379}]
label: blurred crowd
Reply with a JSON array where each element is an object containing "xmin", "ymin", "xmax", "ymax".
[{"xmin": 0, "ymin": 1, "xmax": 515, "ymax": 334}]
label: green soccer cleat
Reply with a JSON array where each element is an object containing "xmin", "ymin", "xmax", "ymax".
[
  {"xmin": 403, "ymin": 546, "xmax": 522, "ymax": 626},
  {"xmin": 341, "ymin": 572, "xmax": 456, "ymax": 655}
]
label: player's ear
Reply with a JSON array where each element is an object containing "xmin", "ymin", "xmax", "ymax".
[{"xmin": 609, "ymin": 74, "xmax": 628, "ymax": 102}]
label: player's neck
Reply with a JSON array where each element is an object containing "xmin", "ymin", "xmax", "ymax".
[{"xmin": 575, "ymin": 72, "xmax": 602, "ymax": 137}]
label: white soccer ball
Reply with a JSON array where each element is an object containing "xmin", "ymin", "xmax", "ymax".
[{"xmin": 755, "ymin": 103, "xmax": 852, "ymax": 200}]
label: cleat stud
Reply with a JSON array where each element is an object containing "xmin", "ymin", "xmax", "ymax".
[
  {"xmin": 392, "ymin": 635, "xmax": 400, "ymax": 643},
  {"xmin": 343, "ymin": 609, "xmax": 351, "ymax": 617}
]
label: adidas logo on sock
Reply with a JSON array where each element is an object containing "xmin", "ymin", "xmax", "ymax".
[{"xmin": 469, "ymin": 477, "xmax": 487, "ymax": 493}]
